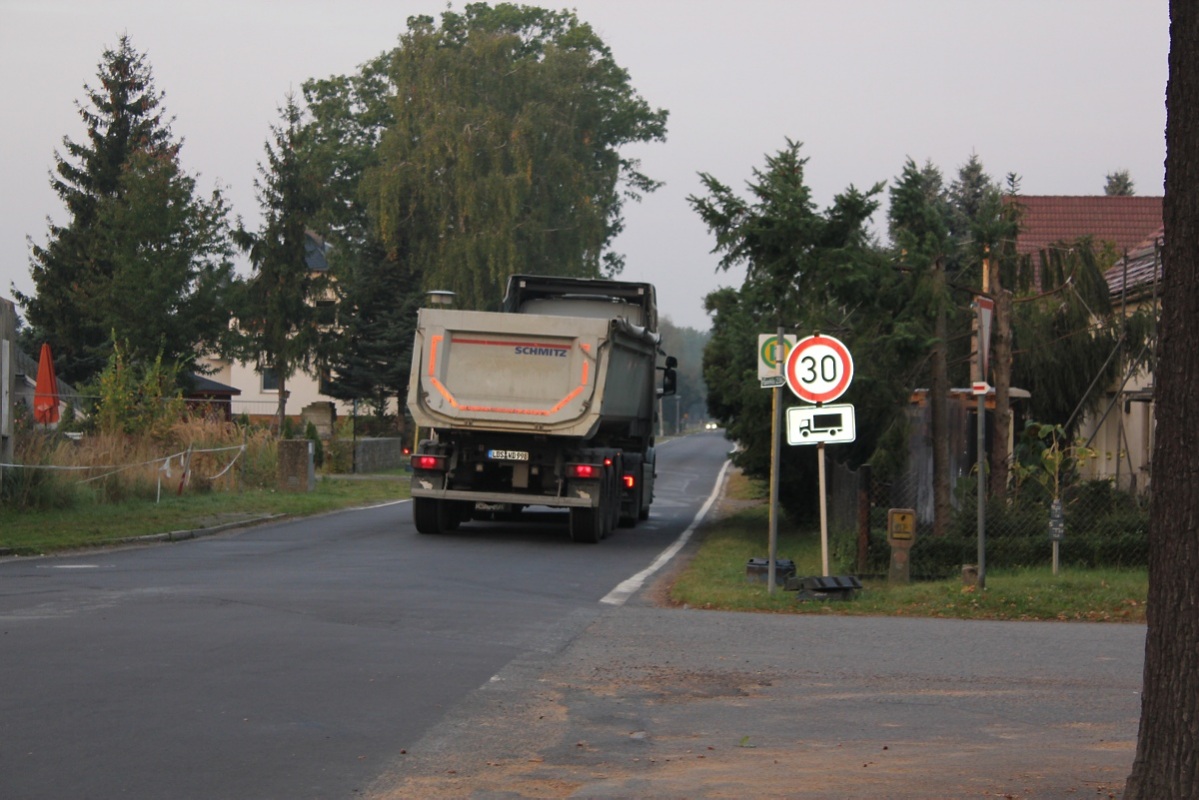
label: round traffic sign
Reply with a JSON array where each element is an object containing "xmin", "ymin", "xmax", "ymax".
[{"xmin": 785, "ymin": 334, "xmax": 854, "ymax": 403}]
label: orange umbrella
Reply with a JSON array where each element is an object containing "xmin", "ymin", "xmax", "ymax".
[{"xmin": 34, "ymin": 342, "xmax": 60, "ymax": 425}]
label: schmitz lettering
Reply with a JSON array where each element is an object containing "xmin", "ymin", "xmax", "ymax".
[{"xmin": 515, "ymin": 346, "xmax": 568, "ymax": 357}]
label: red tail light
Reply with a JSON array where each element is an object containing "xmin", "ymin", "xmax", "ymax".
[
  {"xmin": 569, "ymin": 463, "xmax": 600, "ymax": 479},
  {"xmin": 622, "ymin": 474, "xmax": 635, "ymax": 489},
  {"xmin": 412, "ymin": 454, "xmax": 447, "ymax": 471}
]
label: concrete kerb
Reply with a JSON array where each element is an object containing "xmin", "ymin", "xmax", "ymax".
[
  {"xmin": 121, "ymin": 514, "xmax": 287, "ymax": 545},
  {"xmin": 0, "ymin": 513, "xmax": 286, "ymax": 561}
]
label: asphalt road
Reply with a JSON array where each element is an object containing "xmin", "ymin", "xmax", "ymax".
[{"xmin": 0, "ymin": 433, "xmax": 732, "ymax": 800}]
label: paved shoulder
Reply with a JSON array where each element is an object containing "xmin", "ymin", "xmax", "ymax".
[{"xmin": 369, "ymin": 605, "xmax": 1143, "ymax": 799}]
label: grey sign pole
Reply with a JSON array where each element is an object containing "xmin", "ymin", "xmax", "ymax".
[
  {"xmin": 977, "ymin": 391, "xmax": 987, "ymax": 590},
  {"xmin": 767, "ymin": 323, "xmax": 784, "ymax": 595},
  {"xmin": 1, "ymin": 297, "xmax": 17, "ymax": 487}
]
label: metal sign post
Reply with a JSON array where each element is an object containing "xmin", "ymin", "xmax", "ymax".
[
  {"xmin": 976, "ymin": 388, "xmax": 987, "ymax": 589},
  {"xmin": 784, "ymin": 333, "xmax": 854, "ymax": 578},
  {"xmin": 974, "ymin": 296, "xmax": 994, "ymax": 590},
  {"xmin": 786, "ymin": 402, "xmax": 856, "ymax": 576},
  {"xmin": 1049, "ymin": 498, "xmax": 1064, "ymax": 576},
  {"xmin": 766, "ymin": 326, "xmax": 788, "ymax": 594}
]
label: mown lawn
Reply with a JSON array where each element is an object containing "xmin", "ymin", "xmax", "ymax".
[
  {"xmin": 0, "ymin": 476, "xmax": 409, "ymax": 556},
  {"xmin": 669, "ymin": 471, "xmax": 1147, "ymax": 623}
]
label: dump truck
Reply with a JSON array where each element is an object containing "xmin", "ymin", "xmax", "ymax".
[{"xmin": 407, "ymin": 274, "xmax": 677, "ymax": 542}]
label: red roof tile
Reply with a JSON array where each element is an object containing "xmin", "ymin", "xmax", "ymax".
[
  {"xmin": 1004, "ymin": 195, "xmax": 1163, "ymax": 256},
  {"xmin": 1104, "ymin": 226, "xmax": 1164, "ymax": 298}
]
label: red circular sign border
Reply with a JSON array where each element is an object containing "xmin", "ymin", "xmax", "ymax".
[{"xmin": 785, "ymin": 334, "xmax": 854, "ymax": 403}]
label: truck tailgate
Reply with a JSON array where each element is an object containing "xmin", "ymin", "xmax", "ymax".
[{"xmin": 409, "ymin": 309, "xmax": 611, "ymax": 434}]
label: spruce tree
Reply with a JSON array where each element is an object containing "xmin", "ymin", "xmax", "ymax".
[
  {"xmin": 18, "ymin": 36, "xmax": 233, "ymax": 384},
  {"xmin": 1104, "ymin": 169, "xmax": 1136, "ymax": 196},
  {"xmin": 231, "ymin": 95, "xmax": 324, "ymax": 432}
]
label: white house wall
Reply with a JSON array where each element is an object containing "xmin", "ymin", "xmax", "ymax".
[
  {"xmin": 201, "ymin": 356, "xmax": 397, "ymax": 419},
  {"xmin": 1078, "ymin": 365, "xmax": 1154, "ymax": 494}
]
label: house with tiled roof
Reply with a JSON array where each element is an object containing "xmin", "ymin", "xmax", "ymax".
[
  {"xmin": 1001, "ymin": 196, "xmax": 1163, "ymax": 495},
  {"xmin": 1078, "ymin": 230, "xmax": 1164, "ymax": 494},
  {"xmin": 1103, "ymin": 227, "xmax": 1164, "ymax": 300},
  {"xmin": 1006, "ymin": 195, "xmax": 1163, "ymax": 257}
]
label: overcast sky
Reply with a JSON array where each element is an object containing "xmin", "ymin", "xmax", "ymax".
[{"xmin": 0, "ymin": 0, "xmax": 1168, "ymax": 331}]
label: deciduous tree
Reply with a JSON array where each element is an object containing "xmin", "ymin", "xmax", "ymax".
[{"xmin": 361, "ymin": 3, "xmax": 667, "ymax": 309}]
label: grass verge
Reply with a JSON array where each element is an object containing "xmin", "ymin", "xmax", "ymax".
[
  {"xmin": 669, "ymin": 471, "xmax": 1147, "ymax": 623},
  {"xmin": 0, "ymin": 476, "xmax": 409, "ymax": 557}
]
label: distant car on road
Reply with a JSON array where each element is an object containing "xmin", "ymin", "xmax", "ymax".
[{"xmin": 704, "ymin": 421, "xmax": 718, "ymax": 430}]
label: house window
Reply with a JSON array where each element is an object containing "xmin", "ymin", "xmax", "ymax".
[
  {"xmin": 261, "ymin": 368, "xmax": 280, "ymax": 392},
  {"xmin": 314, "ymin": 299, "xmax": 337, "ymax": 327}
]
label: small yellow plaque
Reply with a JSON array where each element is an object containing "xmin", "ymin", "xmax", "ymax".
[{"xmin": 888, "ymin": 508, "xmax": 916, "ymax": 541}]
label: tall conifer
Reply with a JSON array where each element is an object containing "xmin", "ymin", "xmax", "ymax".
[{"xmin": 18, "ymin": 35, "xmax": 233, "ymax": 384}]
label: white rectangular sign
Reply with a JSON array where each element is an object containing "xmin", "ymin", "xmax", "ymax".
[
  {"xmin": 786, "ymin": 403, "xmax": 856, "ymax": 445},
  {"xmin": 758, "ymin": 333, "xmax": 798, "ymax": 382}
]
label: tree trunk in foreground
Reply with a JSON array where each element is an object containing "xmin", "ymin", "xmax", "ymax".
[{"xmin": 1124, "ymin": 2, "xmax": 1199, "ymax": 796}]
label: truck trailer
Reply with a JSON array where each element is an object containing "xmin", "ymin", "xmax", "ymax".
[{"xmin": 406, "ymin": 274, "xmax": 677, "ymax": 542}]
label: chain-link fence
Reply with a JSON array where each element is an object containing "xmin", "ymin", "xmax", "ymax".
[{"xmin": 827, "ymin": 458, "xmax": 1149, "ymax": 578}]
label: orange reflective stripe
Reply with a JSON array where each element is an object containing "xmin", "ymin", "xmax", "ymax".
[
  {"xmin": 427, "ymin": 335, "xmax": 442, "ymax": 376},
  {"xmin": 428, "ymin": 340, "xmax": 592, "ymax": 416}
]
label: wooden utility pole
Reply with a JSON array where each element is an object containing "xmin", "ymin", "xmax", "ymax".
[
  {"xmin": 931, "ymin": 258, "xmax": 951, "ymax": 537},
  {"xmin": 986, "ymin": 248, "xmax": 1013, "ymax": 500}
]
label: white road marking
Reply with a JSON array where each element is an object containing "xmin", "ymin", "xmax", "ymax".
[{"xmin": 601, "ymin": 460, "xmax": 731, "ymax": 606}]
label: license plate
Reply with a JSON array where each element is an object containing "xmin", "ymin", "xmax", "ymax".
[{"xmin": 488, "ymin": 449, "xmax": 529, "ymax": 461}]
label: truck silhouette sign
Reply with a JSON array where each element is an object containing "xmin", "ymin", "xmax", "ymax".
[
  {"xmin": 798, "ymin": 411, "xmax": 844, "ymax": 437},
  {"xmin": 786, "ymin": 403, "xmax": 856, "ymax": 445}
]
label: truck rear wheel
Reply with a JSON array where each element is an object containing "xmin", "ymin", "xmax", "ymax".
[
  {"xmin": 413, "ymin": 498, "xmax": 449, "ymax": 534},
  {"xmin": 569, "ymin": 506, "xmax": 604, "ymax": 543},
  {"xmin": 605, "ymin": 452, "xmax": 622, "ymax": 535},
  {"xmin": 619, "ymin": 480, "xmax": 642, "ymax": 528}
]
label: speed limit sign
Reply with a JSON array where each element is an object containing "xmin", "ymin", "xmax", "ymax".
[{"xmin": 785, "ymin": 334, "xmax": 854, "ymax": 403}]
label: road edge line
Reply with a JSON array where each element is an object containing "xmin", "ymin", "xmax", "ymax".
[{"xmin": 600, "ymin": 459, "xmax": 731, "ymax": 606}]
